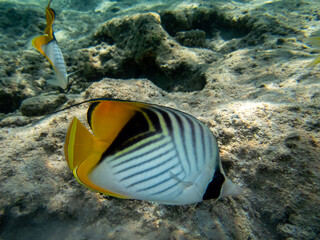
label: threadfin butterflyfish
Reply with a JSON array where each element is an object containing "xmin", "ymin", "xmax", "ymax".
[
  {"xmin": 32, "ymin": 0, "xmax": 68, "ymax": 89},
  {"xmin": 64, "ymin": 99, "xmax": 241, "ymax": 205},
  {"xmin": 307, "ymin": 30, "xmax": 320, "ymax": 67}
]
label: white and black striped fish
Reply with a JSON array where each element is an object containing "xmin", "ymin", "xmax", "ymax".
[
  {"xmin": 32, "ymin": 0, "xmax": 68, "ymax": 89},
  {"xmin": 64, "ymin": 99, "xmax": 241, "ymax": 205}
]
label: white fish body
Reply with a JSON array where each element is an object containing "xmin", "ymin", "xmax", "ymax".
[
  {"xmin": 64, "ymin": 100, "xmax": 240, "ymax": 205},
  {"xmin": 32, "ymin": 0, "xmax": 68, "ymax": 89},
  {"xmin": 41, "ymin": 38, "xmax": 68, "ymax": 89}
]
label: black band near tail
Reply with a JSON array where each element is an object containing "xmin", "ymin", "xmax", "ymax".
[{"xmin": 203, "ymin": 168, "xmax": 225, "ymax": 200}]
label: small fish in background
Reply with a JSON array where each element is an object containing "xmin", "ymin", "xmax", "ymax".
[
  {"xmin": 32, "ymin": 0, "xmax": 68, "ymax": 90},
  {"xmin": 64, "ymin": 99, "xmax": 241, "ymax": 205},
  {"xmin": 307, "ymin": 30, "xmax": 320, "ymax": 67}
]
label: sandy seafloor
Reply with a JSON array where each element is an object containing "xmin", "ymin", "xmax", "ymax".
[{"xmin": 0, "ymin": 0, "xmax": 320, "ymax": 239}]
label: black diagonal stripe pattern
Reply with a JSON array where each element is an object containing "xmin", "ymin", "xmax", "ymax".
[
  {"xmin": 93, "ymin": 102, "xmax": 217, "ymax": 200},
  {"xmin": 53, "ymin": 40, "xmax": 66, "ymax": 69}
]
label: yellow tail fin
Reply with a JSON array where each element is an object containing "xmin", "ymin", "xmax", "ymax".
[
  {"xmin": 64, "ymin": 117, "xmax": 107, "ymax": 171},
  {"xmin": 64, "ymin": 117, "xmax": 128, "ymax": 198}
]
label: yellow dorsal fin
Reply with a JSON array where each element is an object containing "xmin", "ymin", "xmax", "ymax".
[
  {"xmin": 64, "ymin": 117, "xmax": 128, "ymax": 198},
  {"xmin": 47, "ymin": 0, "xmax": 53, "ymax": 9},
  {"xmin": 88, "ymin": 100, "xmax": 144, "ymax": 141},
  {"xmin": 44, "ymin": 3, "xmax": 55, "ymax": 36},
  {"xmin": 32, "ymin": 35, "xmax": 50, "ymax": 57},
  {"xmin": 32, "ymin": 0, "xmax": 55, "ymax": 58}
]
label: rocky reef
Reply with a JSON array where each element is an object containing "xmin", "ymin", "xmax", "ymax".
[{"xmin": 0, "ymin": 0, "xmax": 319, "ymax": 239}]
